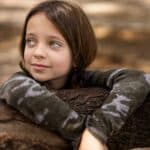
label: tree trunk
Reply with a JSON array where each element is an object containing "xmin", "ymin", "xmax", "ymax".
[{"xmin": 0, "ymin": 88, "xmax": 149, "ymax": 150}]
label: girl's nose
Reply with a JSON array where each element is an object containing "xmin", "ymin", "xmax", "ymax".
[{"xmin": 33, "ymin": 45, "xmax": 46, "ymax": 59}]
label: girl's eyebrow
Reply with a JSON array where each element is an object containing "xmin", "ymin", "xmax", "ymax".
[
  {"xmin": 25, "ymin": 33, "xmax": 35, "ymax": 37},
  {"xmin": 47, "ymin": 35, "xmax": 65, "ymax": 43}
]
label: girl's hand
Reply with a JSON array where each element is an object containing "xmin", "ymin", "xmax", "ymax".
[{"xmin": 79, "ymin": 128, "xmax": 108, "ymax": 150}]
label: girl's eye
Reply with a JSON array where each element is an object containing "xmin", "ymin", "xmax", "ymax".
[
  {"xmin": 25, "ymin": 38, "xmax": 36, "ymax": 48},
  {"xmin": 49, "ymin": 41, "xmax": 62, "ymax": 49}
]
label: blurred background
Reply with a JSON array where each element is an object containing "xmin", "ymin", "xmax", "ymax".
[{"xmin": 0, "ymin": 0, "xmax": 150, "ymax": 83}]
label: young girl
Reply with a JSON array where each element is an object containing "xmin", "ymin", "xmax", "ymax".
[{"xmin": 0, "ymin": 0, "xmax": 149, "ymax": 149}]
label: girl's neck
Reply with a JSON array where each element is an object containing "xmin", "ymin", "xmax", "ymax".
[
  {"xmin": 43, "ymin": 70, "xmax": 84, "ymax": 90},
  {"xmin": 44, "ymin": 75, "xmax": 68, "ymax": 90}
]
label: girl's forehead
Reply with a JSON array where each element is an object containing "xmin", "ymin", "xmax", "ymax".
[
  {"xmin": 26, "ymin": 13, "xmax": 64, "ymax": 39},
  {"xmin": 27, "ymin": 13, "xmax": 52, "ymax": 28}
]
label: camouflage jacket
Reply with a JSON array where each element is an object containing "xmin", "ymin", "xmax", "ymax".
[{"xmin": 0, "ymin": 68, "xmax": 149, "ymax": 144}]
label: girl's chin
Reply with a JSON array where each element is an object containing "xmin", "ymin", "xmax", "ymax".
[{"xmin": 31, "ymin": 74, "xmax": 51, "ymax": 82}]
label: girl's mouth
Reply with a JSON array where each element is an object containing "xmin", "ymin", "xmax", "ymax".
[{"xmin": 31, "ymin": 64, "xmax": 51, "ymax": 69}]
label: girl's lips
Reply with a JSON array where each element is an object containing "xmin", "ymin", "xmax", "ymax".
[{"xmin": 31, "ymin": 64, "xmax": 51, "ymax": 69}]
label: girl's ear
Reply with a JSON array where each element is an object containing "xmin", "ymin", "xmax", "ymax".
[
  {"xmin": 72, "ymin": 61, "xmax": 77, "ymax": 68},
  {"xmin": 73, "ymin": 63, "xmax": 76, "ymax": 68},
  {"xmin": 72, "ymin": 63, "xmax": 77, "ymax": 72}
]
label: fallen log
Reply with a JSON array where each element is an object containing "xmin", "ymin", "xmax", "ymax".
[{"xmin": 0, "ymin": 88, "xmax": 149, "ymax": 150}]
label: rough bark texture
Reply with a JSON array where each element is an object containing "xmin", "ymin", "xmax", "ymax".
[{"xmin": 0, "ymin": 88, "xmax": 149, "ymax": 150}]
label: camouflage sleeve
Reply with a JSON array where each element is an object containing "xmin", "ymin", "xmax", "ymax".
[
  {"xmin": 82, "ymin": 69, "xmax": 150, "ymax": 143},
  {"xmin": 0, "ymin": 72, "xmax": 85, "ymax": 141}
]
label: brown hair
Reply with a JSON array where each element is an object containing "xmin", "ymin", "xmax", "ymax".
[{"xmin": 20, "ymin": 0, "xmax": 97, "ymax": 72}]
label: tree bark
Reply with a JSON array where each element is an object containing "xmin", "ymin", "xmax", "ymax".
[{"xmin": 0, "ymin": 88, "xmax": 149, "ymax": 150}]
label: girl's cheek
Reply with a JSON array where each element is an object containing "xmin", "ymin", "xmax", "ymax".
[
  {"xmin": 24, "ymin": 51, "xmax": 28, "ymax": 62},
  {"xmin": 24, "ymin": 49, "xmax": 31, "ymax": 63}
]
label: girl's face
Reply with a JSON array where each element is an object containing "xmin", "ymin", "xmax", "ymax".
[{"xmin": 24, "ymin": 13, "xmax": 73, "ymax": 89}]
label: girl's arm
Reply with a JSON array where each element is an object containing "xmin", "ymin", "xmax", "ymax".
[
  {"xmin": 0, "ymin": 72, "xmax": 86, "ymax": 141},
  {"xmin": 81, "ymin": 68, "xmax": 150, "ymax": 144}
]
